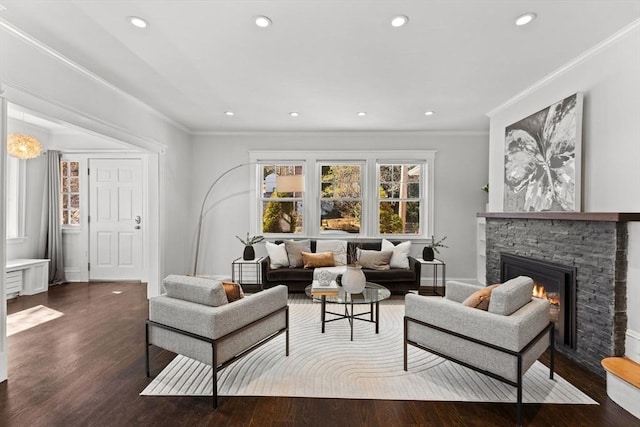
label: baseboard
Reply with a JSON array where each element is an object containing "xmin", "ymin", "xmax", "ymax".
[
  {"xmin": 420, "ymin": 277, "xmax": 475, "ymax": 286},
  {"xmin": 626, "ymin": 329, "xmax": 640, "ymax": 364}
]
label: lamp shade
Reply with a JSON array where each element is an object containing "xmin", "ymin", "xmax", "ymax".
[
  {"xmin": 7, "ymin": 133, "xmax": 43, "ymax": 159},
  {"xmin": 275, "ymin": 174, "xmax": 304, "ymax": 193}
]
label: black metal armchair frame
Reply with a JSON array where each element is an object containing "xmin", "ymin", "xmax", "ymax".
[
  {"xmin": 146, "ymin": 305, "xmax": 289, "ymax": 408},
  {"xmin": 404, "ymin": 316, "xmax": 554, "ymax": 427}
]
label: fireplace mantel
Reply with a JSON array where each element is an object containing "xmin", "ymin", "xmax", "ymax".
[{"xmin": 478, "ymin": 212, "xmax": 640, "ymax": 222}]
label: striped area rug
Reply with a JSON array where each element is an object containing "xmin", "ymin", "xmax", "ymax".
[{"xmin": 142, "ymin": 295, "xmax": 596, "ymax": 404}]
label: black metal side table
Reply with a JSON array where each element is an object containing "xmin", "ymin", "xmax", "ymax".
[{"xmin": 232, "ymin": 257, "xmax": 264, "ymax": 290}]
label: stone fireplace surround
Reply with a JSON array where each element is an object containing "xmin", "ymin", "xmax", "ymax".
[{"xmin": 479, "ymin": 212, "xmax": 640, "ymax": 375}]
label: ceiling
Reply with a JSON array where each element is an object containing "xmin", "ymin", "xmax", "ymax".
[{"xmin": 1, "ymin": 1, "xmax": 639, "ymax": 133}]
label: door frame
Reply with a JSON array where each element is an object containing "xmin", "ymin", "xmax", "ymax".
[{"xmin": 61, "ymin": 153, "xmax": 154, "ymax": 284}]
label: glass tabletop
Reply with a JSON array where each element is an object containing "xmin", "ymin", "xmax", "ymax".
[{"xmin": 305, "ymin": 282, "xmax": 391, "ymax": 304}]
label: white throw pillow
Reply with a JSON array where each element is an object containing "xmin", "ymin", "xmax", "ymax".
[
  {"xmin": 265, "ymin": 241, "xmax": 289, "ymax": 269},
  {"xmin": 381, "ymin": 239, "xmax": 411, "ymax": 269},
  {"xmin": 316, "ymin": 240, "xmax": 348, "ymax": 266}
]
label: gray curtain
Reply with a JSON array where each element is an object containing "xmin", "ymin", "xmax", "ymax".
[{"xmin": 46, "ymin": 150, "xmax": 66, "ymax": 285}]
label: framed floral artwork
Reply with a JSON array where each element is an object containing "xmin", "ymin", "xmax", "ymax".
[{"xmin": 503, "ymin": 93, "xmax": 583, "ymax": 212}]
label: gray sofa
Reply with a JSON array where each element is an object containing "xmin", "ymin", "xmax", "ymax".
[
  {"xmin": 260, "ymin": 239, "xmax": 421, "ymax": 294},
  {"xmin": 145, "ymin": 275, "xmax": 289, "ymax": 407},
  {"xmin": 404, "ymin": 277, "xmax": 554, "ymax": 426}
]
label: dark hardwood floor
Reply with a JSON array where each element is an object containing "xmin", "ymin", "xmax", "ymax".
[{"xmin": 1, "ymin": 282, "xmax": 638, "ymax": 427}]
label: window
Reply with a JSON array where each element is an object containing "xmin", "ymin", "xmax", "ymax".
[
  {"xmin": 61, "ymin": 160, "xmax": 80, "ymax": 225},
  {"xmin": 320, "ymin": 163, "xmax": 362, "ymax": 234},
  {"xmin": 6, "ymin": 156, "xmax": 24, "ymax": 239},
  {"xmin": 251, "ymin": 150, "xmax": 434, "ymax": 238},
  {"xmin": 378, "ymin": 163, "xmax": 422, "ymax": 235},
  {"xmin": 260, "ymin": 164, "xmax": 304, "ymax": 234}
]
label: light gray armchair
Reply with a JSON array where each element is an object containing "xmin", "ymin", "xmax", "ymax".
[
  {"xmin": 404, "ymin": 276, "xmax": 554, "ymax": 426},
  {"xmin": 145, "ymin": 275, "xmax": 289, "ymax": 407}
]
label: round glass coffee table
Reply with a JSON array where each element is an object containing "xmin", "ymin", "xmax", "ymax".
[{"xmin": 305, "ymin": 282, "xmax": 391, "ymax": 341}]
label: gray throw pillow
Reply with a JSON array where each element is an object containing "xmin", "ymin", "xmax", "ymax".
[
  {"xmin": 284, "ymin": 239, "xmax": 311, "ymax": 267},
  {"xmin": 163, "ymin": 274, "xmax": 228, "ymax": 307},
  {"xmin": 488, "ymin": 276, "xmax": 534, "ymax": 315},
  {"xmin": 357, "ymin": 249, "xmax": 392, "ymax": 270}
]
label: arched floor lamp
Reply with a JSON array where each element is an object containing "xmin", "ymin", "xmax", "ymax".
[
  {"xmin": 192, "ymin": 163, "xmax": 254, "ymax": 275},
  {"xmin": 192, "ymin": 163, "xmax": 304, "ymax": 275}
]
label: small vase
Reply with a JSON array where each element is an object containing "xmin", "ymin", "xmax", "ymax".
[
  {"xmin": 423, "ymin": 246, "xmax": 435, "ymax": 261},
  {"xmin": 243, "ymin": 245, "xmax": 255, "ymax": 260},
  {"xmin": 341, "ymin": 265, "xmax": 366, "ymax": 294}
]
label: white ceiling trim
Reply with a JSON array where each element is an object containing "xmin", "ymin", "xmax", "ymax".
[
  {"xmin": 0, "ymin": 17, "xmax": 189, "ymax": 134},
  {"xmin": 191, "ymin": 130, "xmax": 489, "ymax": 137},
  {"xmin": 487, "ymin": 18, "xmax": 640, "ymax": 118}
]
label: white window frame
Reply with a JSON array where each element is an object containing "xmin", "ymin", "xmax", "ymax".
[
  {"xmin": 6, "ymin": 155, "xmax": 26, "ymax": 243},
  {"xmin": 258, "ymin": 162, "xmax": 305, "ymax": 235},
  {"xmin": 250, "ymin": 150, "xmax": 436, "ymax": 240},
  {"xmin": 376, "ymin": 161, "xmax": 425, "ymax": 237},
  {"xmin": 318, "ymin": 161, "xmax": 365, "ymax": 235}
]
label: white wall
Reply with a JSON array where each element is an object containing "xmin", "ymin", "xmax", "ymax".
[
  {"xmin": 487, "ymin": 24, "xmax": 640, "ymax": 360},
  {"xmin": 190, "ymin": 132, "xmax": 489, "ymax": 281}
]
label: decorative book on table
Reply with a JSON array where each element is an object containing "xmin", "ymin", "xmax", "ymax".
[{"xmin": 311, "ymin": 280, "xmax": 339, "ymax": 295}]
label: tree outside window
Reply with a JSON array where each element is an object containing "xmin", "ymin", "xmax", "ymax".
[
  {"xmin": 261, "ymin": 164, "xmax": 304, "ymax": 234},
  {"xmin": 61, "ymin": 160, "xmax": 80, "ymax": 225},
  {"xmin": 320, "ymin": 164, "xmax": 362, "ymax": 234},
  {"xmin": 378, "ymin": 164, "xmax": 421, "ymax": 235}
]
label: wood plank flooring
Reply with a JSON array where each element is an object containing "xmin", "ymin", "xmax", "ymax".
[{"xmin": 1, "ymin": 281, "xmax": 639, "ymax": 427}]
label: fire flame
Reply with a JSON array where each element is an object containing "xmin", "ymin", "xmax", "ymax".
[
  {"xmin": 532, "ymin": 284, "xmax": 561, "ymax": 305},
  {"xmin": 532, "ymin": 284, "xmax": 546, "ymax": 299}
]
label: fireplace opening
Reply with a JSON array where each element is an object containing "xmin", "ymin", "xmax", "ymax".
[{"xmin": 500, "ymin": 253, "xmax": 577, "ymax": 349}]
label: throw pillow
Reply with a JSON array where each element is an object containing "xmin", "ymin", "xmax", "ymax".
[
  {"xmin": 357, "ymin": 249, "xmax": 392, "ymax": 270},
  {"xmin": 381, "ymin": 239, "xmax": 411, "ymax": 269},
  {"xmin": 265, "ymin": 241, "xmax": 289, "ymax": 269},
  {"xmin": 163, "ymin": 275, "xmax": 228, "ymax": 307},
  {"xmin": 222, "ymin": 281, "xmax": 244, "ymax": 302},
  {"xmin": 284, "ymin": 239, "xmax": 311, "ymax": 268},
  {"xmin": 301, "ymin": 251, "xmax": 335, "ymax": 268},
  {"xmin": 316, "ymin": 240, "xmax": 348, "ymax": 266},
  {"xmin": 488, "ymin": 276, "xmax": 534, "ymax": 316},
  {"xmin": 462, "ymin": 284, "xmax": 500, "ymax": 311}
]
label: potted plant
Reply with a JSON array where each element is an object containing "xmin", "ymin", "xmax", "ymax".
[
  {"xmin": 236, "ymin": 232, "xmax": 264, "ymax": 260},
  {"xmin": 423, "ymin": 235, "xmax": 448, "ymax": 261}
]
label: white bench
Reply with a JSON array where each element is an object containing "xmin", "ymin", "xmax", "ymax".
[{"xmin": 6, "ymin": 259, "xmax": 50, "ymax": 298}]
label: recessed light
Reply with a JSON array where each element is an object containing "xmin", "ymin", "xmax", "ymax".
[
  {"xmin": 515, "ymin": 12, "xmax": 536, "ymax": 26},
  {"xmin": 128, "ymin": 16, "xmax": 149, "ymax": 29},
  {"xmin": 391, "ymin": 15, "xmax": 409, "ymax": 28},
  {"xmin": 224, "ymin": 111, "xmax": 235, "ymax": 116},
  {"xmin": 424, "ymin": 111, "xmax": 435, "ymax": 116},
  {"xmin": 255, "ymin": 16, "xmax": 272, "ymax": 28},
  {"xmin": 357, "ymin": 112, "xmax": 367, "ymax": 116},
  {"xmin": 289, "ymin": 112, "xmax": 299, "ymax": 117}
]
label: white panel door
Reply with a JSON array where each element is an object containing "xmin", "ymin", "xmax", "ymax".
[{"xmin": 89, "ymin": 159, "xmax": 143, "ymax": 280}]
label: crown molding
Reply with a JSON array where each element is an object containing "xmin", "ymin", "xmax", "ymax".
[
  {"xmin": 0, "ymin": 18, "xmax": 189, "ymax": 134},
  {"xmin": 190, "ymin": 130, "xmax": 489, "ymax": 137},
  {"xmin": 487, "ymin": 18, "xmax": 640, "ymax": 118}
]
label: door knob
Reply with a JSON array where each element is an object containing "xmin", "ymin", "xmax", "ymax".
[
  {"xmin": 135, "ymin": 225, "xmax": 141, "ymax": 230},
  {"xmin": 135, "ymin": 215, "xmax": 141, "ymax": 224}
]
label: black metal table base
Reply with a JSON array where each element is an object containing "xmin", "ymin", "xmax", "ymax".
[{"xmin": 320, "ymin": 295, "xmax": 380, "ymax": 341}]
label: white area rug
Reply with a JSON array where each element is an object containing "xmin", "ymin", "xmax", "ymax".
[
  {"xmin": 142, "ymin": 296, "xmax": 596, "ymax": 404},
  {"xmin": 7, "ymin": 305, "xmax": 64, "ymax": 336}
]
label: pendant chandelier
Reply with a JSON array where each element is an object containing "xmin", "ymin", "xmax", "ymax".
[{"xmin": 7, "ymin": 133, "xmax": 43, "ymax": 159}]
